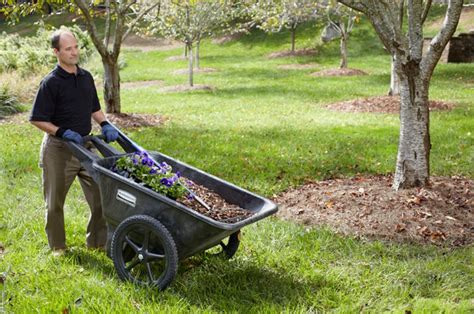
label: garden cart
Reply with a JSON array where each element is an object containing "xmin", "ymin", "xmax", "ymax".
[{"xmin": 67, "ymin": 126, "xmax": 278, "ymax": 290}]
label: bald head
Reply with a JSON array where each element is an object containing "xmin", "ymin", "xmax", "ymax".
[{"xmin": 51, "ymin": 30, "xmax": 77, "ymax": 51}]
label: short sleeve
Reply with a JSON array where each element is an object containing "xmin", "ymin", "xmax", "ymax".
[
  {"xmin": 90, "ymin": 75, "xmax": 101, "ymax": 113},
  {"xmin": 29, "ymin": 79, "xmax": 57, "ymax": 122}
]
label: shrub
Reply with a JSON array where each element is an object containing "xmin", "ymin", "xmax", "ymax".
[
  {"xmin": 0, "ymin": 86, "xmax": 23, "ymax": 119},
  {"xmin": 0, "ymin": 25, "xmax": 94, "ymax": 75}
]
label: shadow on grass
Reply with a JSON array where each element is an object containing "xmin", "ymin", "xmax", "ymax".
[
  {"xmin": 173, "ymin": 262, "xmax": 329, "ymax": 311},
  {"xmin": 68, "ymin": 248, "xmax": 116, "ymax": 277}
]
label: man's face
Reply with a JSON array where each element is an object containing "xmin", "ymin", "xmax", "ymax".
[{"xmin": 54, "ymin": 33, "xmax": 79, "ymax": 66}]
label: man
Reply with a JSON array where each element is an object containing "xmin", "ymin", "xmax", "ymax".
[{"xmin": 30, "ymin": 29, "xmax": 118, "ymax": 256}]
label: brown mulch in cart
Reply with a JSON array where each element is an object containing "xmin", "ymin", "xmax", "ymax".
[
  {"xmin": 326, "ymin": 96, "xmax": 455, "ymax": 114},
  {"xmin": 181, "ymin": 182, "xmax": 253, "ymax": 223},
  {"xmin": 273, "ymin": 175, "xmax": 473, "ymax": 247}
]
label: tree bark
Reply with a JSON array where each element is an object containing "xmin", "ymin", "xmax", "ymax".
[
  {"xmin": 102, "ymin": 56, "xmax": 121, "ymax": 114},
  {"xmin": 339, "ymin": 33, "xmax": 348, "ymax": 69},
  {"xmin": 393, "ymin": 62, "xmax": 430, "ymax": 190},
  {"xmin": 184, "ymin": 44, "xmax": 188, "ymax": 58},
  {"xmin": 388, "ymin": 56, "xmax": 400, "ymax": 96},
  {"xmin": 291, "ymin": 27, "xmax": 296, "ymax": 52},
  {"xmin": 195, "ymin": 40, "xmax": 200, "ymax": 69},
  {"xmin": 188, "ymin": 43, "xmax": 194, "ymax": 87},
  {"xmin": 337, "ymin": 0, "xmax": 463, "ymax": 189}
]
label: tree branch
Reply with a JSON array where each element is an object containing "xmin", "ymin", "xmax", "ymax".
[
  {"xmin": 123, "ymin": 1, "xmax": 161, "ymax": 40},
  {"xmin": 421, "ymin": 0, "xmax": 432, "ymax": 25},
  {"xmin": 407, "ymin": 0, "xmax": 423, "ymax": 60},
  {"xmin": 421, "ymin": 0, "xmax": 463, "ymax": 79},
  {"xmin": 104, "ymin": 0, "xmax": 111, "ymax": 49},
  {"xmin": 337, "ymin": 0, "xmax": 367, "ymax": 13},
  {"xmin": 74, "ymin": 0, "xmax": 107, "ymax": 56}
]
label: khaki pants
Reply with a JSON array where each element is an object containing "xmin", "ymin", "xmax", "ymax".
[{"xmin": 40, "ymin": 134, "xmax": 106, "ymax": 250}]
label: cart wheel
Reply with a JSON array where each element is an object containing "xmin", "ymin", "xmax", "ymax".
[
  {"xmin": 111, "ymin": 215, "xmax": 178, "ymax": 291},
  {"xmin": 219, "ymin": 230, "xmax": 240, "ymax": 259}
]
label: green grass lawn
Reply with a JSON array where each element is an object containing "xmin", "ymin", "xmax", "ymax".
[{"xmin": 0, "ymin": 14, "xmax": 473, "ymax": 313}]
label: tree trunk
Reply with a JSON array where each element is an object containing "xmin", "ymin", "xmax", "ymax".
[
  {"xmin": 339, "ymin": 33, "xmax": 348, "ymax": 69},
  {"xmin": 388, "ymin": 56, "xmax": 400, "ymax": 96},
  {"xmin": 392, "ymin": 62, "xmax": 430, "ymax": 190},
  {"xmin": 184, "ymin": 44, "xmax": 188, "ymax": 58},
  {"xmin": 188, "ymin": 43, "xmax": 194, "ymax": 87},
  {"xmin": 195, "ymin": 40, "xmax": 200, "ymax": 69},
  {"xmin": 102, "ymin": 56, "xmax": 121, "ymax": 114},
  {"xmin": 291, "ymin": 28, "xmax": 296, "ymax": 53}
]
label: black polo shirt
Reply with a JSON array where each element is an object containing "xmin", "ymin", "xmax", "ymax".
[{"xmin": 30, "ymin": 64, "xmax": 101, "ymax": 136}]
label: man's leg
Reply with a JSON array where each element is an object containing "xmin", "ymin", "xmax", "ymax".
[
  {"xmin": 41, "ymin": 135, "xmax": 78, "ymax": 250},
  {"xmin": 77, "ymin": 167, "xmax": 107, "ymax": 249}
]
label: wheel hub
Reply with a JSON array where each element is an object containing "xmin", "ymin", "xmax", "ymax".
[{"xmin": 138, "ymin": 253, "xmax": 144, "ymax": 261}]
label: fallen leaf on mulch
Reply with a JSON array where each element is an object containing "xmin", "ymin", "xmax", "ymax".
[
  {"xmin": 326, "ymin": 96, "xmax": 455, "ymax": 114},
  {"xmin": 274, "ymin": 175, "xmax": 473, "ymax": 247}
]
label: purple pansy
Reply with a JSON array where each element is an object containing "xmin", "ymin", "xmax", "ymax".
[{"xmin": 160, "ymin": 178, "xmax": 173, "ymax": 187}]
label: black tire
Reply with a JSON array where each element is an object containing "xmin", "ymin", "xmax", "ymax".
[
  {"xmin": 111, "ymin": 215, "xmax": 178, "ymax": 291},
  {"xmin": 219, "ymin": 230, "xmax": 240, "ymax": 259}
]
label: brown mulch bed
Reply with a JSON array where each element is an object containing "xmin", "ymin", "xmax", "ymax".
[
  {"xmin": 121, "ymin": 80, "xmax": 164, "ymax": 89},
  {"xmin": 267, "ymin": 48, "xmax": 318, "ymax": 59},
  {"xmin": 158, "ymin": 84, "xmax": 214, "ymax": 93},
  {"xmin": 0, "ymin": 112, "xmax": 29, "ymax": 125},
  {"xmin": 277, "ymin": 63, "xmax": 320, "ymax": 70},
  {"xmin": 274, "ymin": 175, "xmax": 473, "ymax": 247},
  {"xmin": 166, "ymin": 55, "xmax": 188, "ymax": 62},
  {"xmin": 327, "ymin": 96, "xmax": 455, "ymax": 114},
  {"xmin": 310, "ymin": 68, "xmax": 368, "ymax": 77},
  {"xmin": 97, "ymin": 113, "xmax": 164, "ymax": 130},
  {"xmin": 212, "ymin": 32, "xmax": 245, "ymax": 44},
  {"xmin": 172, "ymin": 68, "xmax": 217, "ymax": 75},
  {"xmin": 181, "ymin": 182, "xmax": 253, "ymax": 223},
  {"xmin": 0, "ymin": 112, "xmax": 164, "ymax": 131},
  {"xmin": 122, "ymin": 34, "xmax": 181, "ymax": 52}
]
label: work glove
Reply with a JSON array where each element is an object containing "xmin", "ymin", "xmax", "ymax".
[
  {"xmin": 61, "ymin": 129, "xmax": 83, "ymax": 145},
  {"xmin": 101, "ymin": 121, "xmax": 119, "ymax": 143}
]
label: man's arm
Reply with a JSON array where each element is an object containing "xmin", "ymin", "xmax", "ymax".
[
  {"xmin": 30, "ymin": 121, "xmax": 60, "ymax": 136},
  {"xmin": 91, "ymin": 110, "xmax": 107, "ymax": 125}
]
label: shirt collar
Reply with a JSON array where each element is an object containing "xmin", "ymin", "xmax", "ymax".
[{"xmin": 55, "ymin": 64, "xmax": 86, "ymax": 78}]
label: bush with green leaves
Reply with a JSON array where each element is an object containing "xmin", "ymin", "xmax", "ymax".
[
  {"xmin": 0, "ymin": 24, "xmax": 93, "ymax": 74},
  {"xmin": 0, "ymin": 86, "xmax": 22, "ymax": 119}
]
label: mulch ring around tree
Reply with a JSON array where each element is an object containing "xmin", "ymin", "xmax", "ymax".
[
  {"xmin": 310, "ymin": 68, "xmax": 368, "ymax": 77},
  {"xmin": 277, "ymin": 63, "xmax": 320, "ymax": 70},
  {"xmin": 0, "ymin": 112, "xmax": 29, "ymax": 125},
  {"xmin": 326, "ymin": 96, "xmax": 455, "ymax": 114},
  {"xmin": 166, "ymin": 55, "xmax": 187, "ymax": 61},
  {"xmin": 273, "ymin": 175, "xmax": 473, "ymax": 247},
  {"xmin": 121, "ymin": 80, "xmax": 164, "ymax": 89},
  {"xmin": 212, "ymin": 32, "xmax": 245, "ymax": 44},
  {"xmin": 158, "ymin": 84, "xmax": 214, "ymax": 93},
  {"xmin": 267, "ymin": 48, "xmax": 318, "ymax": 59},
  {"xmin": 172, "ymin": 68, "xmax": 217, "ymax": 75},
  {"xmin": 122, "ymin": 34, "xmax": 181, "ymax": 52},
  {"xmin": 96, "ymin": 113, "xmax": 165, "ymax": 130}
]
